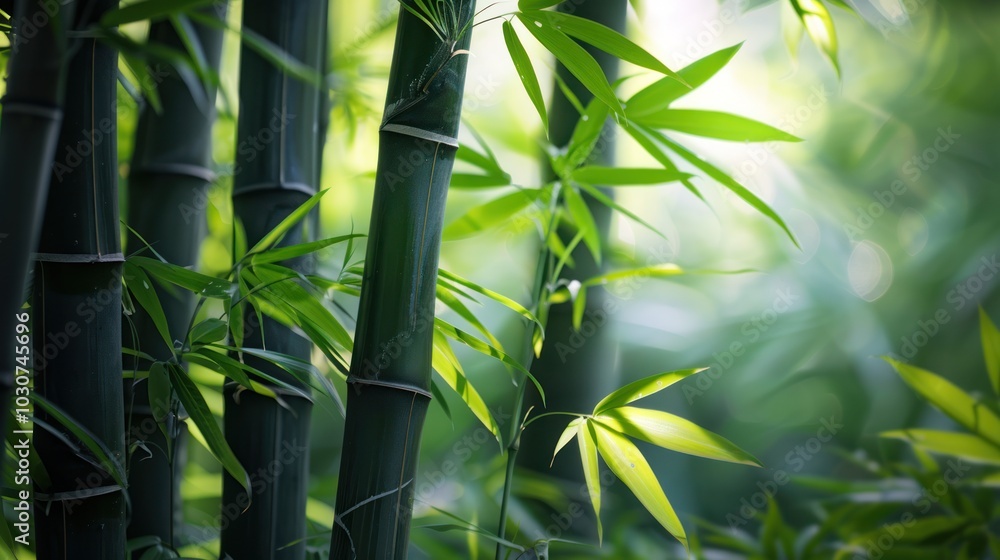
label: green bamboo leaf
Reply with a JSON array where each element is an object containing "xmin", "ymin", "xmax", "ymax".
[
  {"xmin": 881, "ymin": 429, "xmax": 1000, "ymax": 466},
  {"xmin": 579, "ymin": 419, "xmax": 603, "ymax": 543},
  {"xmin": 624, "ymin": 126, "xmax": 705, "ymax": 202},
  {"xmin": 626, "ymin": 43, "xmax": 743, "ymax": 117},
  {"xmin": 246, "ymin": 190, "xmax": 328, "ymax": 255},
  {"xmin": 222, "ymin": 345, "xmax": 343, "ymax": 414},
  {"xmin": 551, "ymin": 417, "xmax": 583, "ymax": 466},
  {"xmin": 561, "ymin": 100, "xmax": 610, "ymax": 174},
  {"xmin": 435, "ymin": 319, "xmax": 545, "ymax": 404},
  {"xmin": 583, "ymin": 263, "xmax": 683, "ymax": 287},
  {"xmin": 100, "ymin": 0, "xmax": 213, "ymax": 26},
  {"xmin": 248, "ymin": 264, "xmax": 353, "ymax": 351},
  {"xmin": 572, "ymin": 283, "xmax": 587, "ymax": 331},
  {"xmin": 31, "ymin": 396, "xmax": 128, "ymax": 491},
  {"xmin": 884, "ymin": 357, "xmax": 1000, "ymax": 447},
  {"xmin": 563, "ymin": 185, "xmax": 602, "ymax": 265},
  {"xmin": 516, "ymin": 13, "xmax": 623, "ymax": 116},
  {"xmin": 438, "ymin": 269, "xmax": 541, "ymax": 328},
  {"xmin": 429, "ymin": 379, "xmax": 453, "ymax": 423},
  {"xmin": 123, "ymin": 262, "xmax": 175, "ymax": 354},
  {"xmin": 980, "ymin": 307, "xmax": 1000, "ymax": 396},
  {"xmin": 572, "ymin": 166, "xmax": 692, "ymax": 186},
  {"xmin": 455, "ymin": 143, "xmax": 503, "ymax": 176},
  {"xmin": 249, "ymin": 234, "xmax": 364, "ymax": 266},
  {"xmin": 130, "ymin": 255, "xmax": 233, "ymax": 298},
  {"xmin": 594, "ymin": 368, "xmax": 705, "ymax": 415},
  {"xmin": 577, "ymin": 179, "xmax": 668, "ymax": 240},
  {"xmin": 189, "ymin": 318, "xmax": 228, "ymax": 345},
  {"xmin": 596, "ymin": 407, "xmax": 762, "ymax": 466},
  {"xmin": 431, "ymin": 330, "xmax": 500, "ymax": 441},
  {"xmin": 182, "ymin": 348, "xmax": 261, "ymax": 395},
  {"xmin": 636, "ymin": 109, "xmax": 802, "ymax": 142},
  {"xmin": 503, "ymin": 20, "xmax": 548, "ymax": 135},
  {"xmin": 529, "ymin": 10, "xmax": 684, "ymax": 84},
  {"xmin": 593, "ymin": 422, "xmax": 687, "ymax": 548},
  {"xmin": 147, "ymin": 362, "xmax": 172, "ymax": 424},
  {"xmin": 443, "ymin": 188, "xmax": 543, "ymax": 240},
  {"xmin": 167, "ymin": 363, "xmax": 251, "ymax": 492},
  {"xmin": 790, "ymin": 0, "xmax": 840, "ymax": 76},
  {"xmin": 518, "ymin": 0, "xmax": 561, "ymax": 9},
  {"xmin": 647, "ymin": 128, "xmax": 800, "ymax": 247},
  {"xmin": 436, "ymin": 284, "xmax": 503, "ymax": 350},
  {"xmin": 449, "ymin": 173, "xmax": 511, "ymax": 189}
]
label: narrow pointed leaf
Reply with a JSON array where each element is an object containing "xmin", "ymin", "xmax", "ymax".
[
  {"xmin": 503, "ymin": 20, "xmax": 548, "ymax": 134},
  {"xmin": 885, "ymin": 357, "xmax": 1000, "ymax": 447},
  {"xmin": 563, "ymin": 185, "xmax": 601, "ymax": 265},
  {"xmin": 980, "ymin": 307, "xmax": 1000, "ymax": 396},
  {"xmin": 597, "ymin": 407, "xmax": 762, "ymax": 466},
  {"xmin": 435, "ymin": 319, "xmax": 545, "ymax": 404},
  {"xmin": 577, "ymin": 181, "xmax": 667, "ymax": 240},
  {"xmin": 572, "ymin": 166, "xmax": 692, "ymax": 186},
  {"xmin": 31, "ymin": 396, "xmax": 128, "ymax": 490},
  {"xmin": 131, "ymin": 255, "xmax": 233, "ymax": 298},
  {"xmin": 579, "ymin": 419, "xmax": 603, "ymax": 543},
  {"xmin": 123, "ymin": 262, "xmax": 175, "ymax": 354},
  {"xmin": 593, "ymin": 422, "xmax": 687, "ymax": 548},
  {"xmin": 167, "ymin": 363, "xmax": 251, "ymax": 492},
  {"xmin": 529, "ymin": 10, "xmax": 684, "ymax": 84},
  {"xmin": 881, "ymin": 429, "xmax": 1000, "ymax": 466},
  {"xmin": 518, "ymin": 0, "xmax": 561, "ymax": 9},
  {"xmin": 247, "ymin": 190, "xmax": 327, "ymax": 254},
  {"xmin": 432, "ymin": 331, "xmax": 500, "ymax": 441},
  {"xmin": 594, "ymin": 368, "xmax": 705, "ymax": 415},
  {"xmin": 627, "ymin": 43, "xmax": 743, "ymax": 116},
  {"xmin": 790, "ymin": 0, "xmax": 840, "ymax": 76},
  {"xmin": 189, "ymin": 318, "xmax": 228, "ymax": 345},
  {"xmin": 438, "ymin": 269, "xmax": 540, "ymax": 328},
  {"xmin": 636, "ymin": 109, "xmax": 802, "ymax": 142},
  {"xmin": 443, "ymin": 188, "xmax": 543, "ymax": 240},
  {"xmin": 648, "ymin": 129, "xmax": 799, "ymax": 247},
  {"xmin": 249, "ymin": 234, "xmax": 364, "ymax": 266},
  {"xmin": 516, "ymin": 13, "xmax": 623, "ymax": 116},
  {"xmin": 583, "ymin": 263, "xmax": 683, "ymax": 287},
  {"xmin": 552, "ymin": 417, "xmax": 583, "ymax": 466}
]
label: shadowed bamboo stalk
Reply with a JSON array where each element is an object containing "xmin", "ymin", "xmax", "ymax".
[
  {"xmin": 0, "ymin": 0, "xmax": 76, "ymax": 447},
  {"xmin": 122, "ymin": 3, "xmax": 228, "ymax": 551},
  {"xmin": 329, "ymin": 1, "xmax": 477, "ymax": 558},
  {"xmin": 220, "ymin": 0, "xmax": 327, "ymax": 557},
  {"xmin": 30, "ymin": 0, "xmax": 127, "ymax": 556}
]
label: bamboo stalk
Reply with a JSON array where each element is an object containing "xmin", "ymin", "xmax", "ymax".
[
  {"xmin": 329, "ymin": 2, "xmax": 477, "ymax": 558},
  {"xmin": 30, "ymin": 0, "xmax": 127, "ymax": 556},
  {"xmin": 0, "ymin": 0, "xmax": 76, "ymax": 448},
  {"xmin": 220, "ymin": 0, "xmax": 327, "ymax": 557},
  {"xmin": 122, "ymin": 3, "xmax": 228, "ymax": 551}
]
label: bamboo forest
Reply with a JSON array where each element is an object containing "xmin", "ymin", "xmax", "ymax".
[{"xmin": 0, "ymin": 0, "xmax": 998, "ymax": 558}]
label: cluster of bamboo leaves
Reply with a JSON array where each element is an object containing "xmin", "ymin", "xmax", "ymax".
[{"xmin": 694, "ymin": 309, "xmax": 1000, "ymax": 559}]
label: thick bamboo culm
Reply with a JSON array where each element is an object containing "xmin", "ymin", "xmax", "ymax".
[
  {"xmin": 220, "ymin": 0, "xmax": 327, "ymax": 558},
  {"xmin": 30, "ymin": 0, "xmax": 127, "ymax": 556},
  {"xmin": 330, "ymin": 1, "xmax": 477, "ymax": 558}
]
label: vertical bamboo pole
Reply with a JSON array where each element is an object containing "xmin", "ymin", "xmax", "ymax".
[
  {"xmin": 329, "ymin": 2, "xmax": 477, "ymax": 558},
  {"xmin": 31, "ymin": 0, "xmax": 126, "ymax": 556},
  {"xmin": 220, "ymin": 0, "xmax": 327, "ymax": 557}
]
